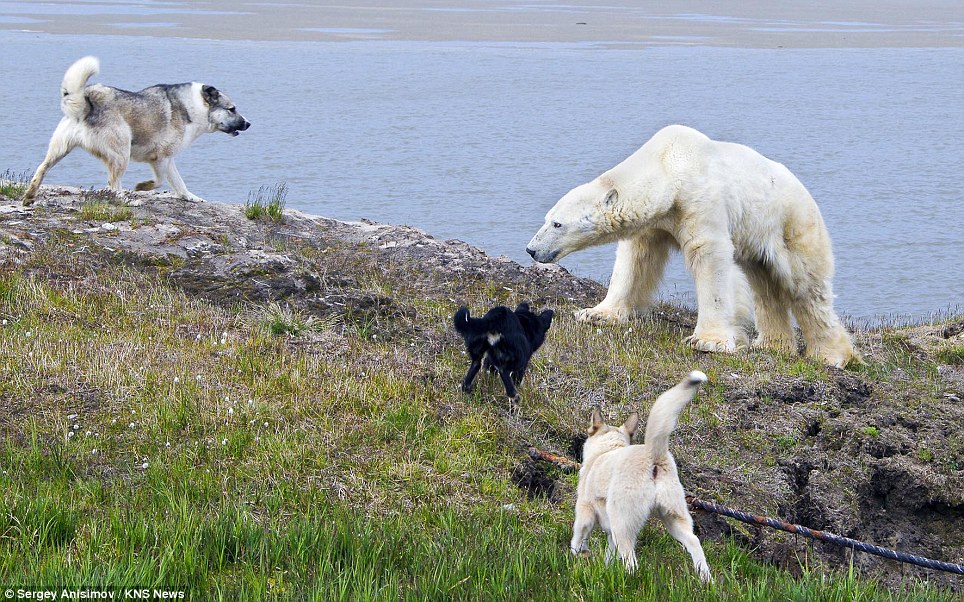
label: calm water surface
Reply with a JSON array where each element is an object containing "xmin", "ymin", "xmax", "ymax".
[{"xmin": 0, "ymin": 31, "xmax": 960, "ymax": 320}]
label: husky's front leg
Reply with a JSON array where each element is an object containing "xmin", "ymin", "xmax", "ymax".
[{"xmin": 160, "ymin": 158, "xmax": 203, "ymax": 202}]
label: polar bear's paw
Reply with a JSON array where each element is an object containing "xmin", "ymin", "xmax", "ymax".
[
  {"xmin": 574, "ymin": 306, "xmax": 636, "ymax": 324},
  {"xmin": 684, "ymin": 333, "xmax": 737, "ymax": 353},
  {"xmin": 751, "ymin": 334, "xmax": 796, "ymax": 354}
]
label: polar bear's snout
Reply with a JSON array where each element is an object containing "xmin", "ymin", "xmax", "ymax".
[
  {"xmin": 527, "ymin": 247, "xmax": 559, "ymax": 264},
  {"xmin": 525, "ymin": 228, "xmax": 562, "ymax": 263}
]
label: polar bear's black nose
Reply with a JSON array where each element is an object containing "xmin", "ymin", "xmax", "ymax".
[{"xmin": 526, "ymin": 247, "xmax": 536, "ymax": 258}]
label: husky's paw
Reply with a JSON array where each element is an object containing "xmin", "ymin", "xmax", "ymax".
[
  {"xmin": 684, "ymin": 332, "xmax": 737, "ymax": 353},
  {"xmin": 20, "ymin": 188, "xmax": 38, "ymax": 206}
]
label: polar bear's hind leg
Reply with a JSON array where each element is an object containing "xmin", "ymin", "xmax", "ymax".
[{"xmin": 743, "ymin": 261, "xmax": 796, "ymax": 353}]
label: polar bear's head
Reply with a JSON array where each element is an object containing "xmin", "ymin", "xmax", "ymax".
[{"xmin": 526, "ymin": 179, "xmax": 620, "ymax": 263}]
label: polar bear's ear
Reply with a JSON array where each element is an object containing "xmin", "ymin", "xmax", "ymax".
[{"xmin": 603, "ymin": 188, "xmax": 618, "ymax": 207}]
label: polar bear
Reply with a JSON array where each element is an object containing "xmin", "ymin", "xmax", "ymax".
[{"xmin": 526, "ymin": 125, "xmax": 856, "ymax": 368}]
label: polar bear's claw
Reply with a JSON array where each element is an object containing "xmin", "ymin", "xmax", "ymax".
[
  {"xmin": 574, "ymin": 307, "xmax": 634, "ymax": 324},
  {"xmin": 685, "ymin": 334, "xmax": 737, "ymax": 353}
]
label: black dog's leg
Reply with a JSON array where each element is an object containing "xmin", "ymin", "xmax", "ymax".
[
  {"xmin": 461, "ymin": 358, "xmax": 483, "ymax": 393},
  {"xmin": 513, "ymin": 361, "xmax": 530, "ymax": 385},
  {"xmin": 497, "ymin": 367, "xmax": 520, "ymax": 409}
]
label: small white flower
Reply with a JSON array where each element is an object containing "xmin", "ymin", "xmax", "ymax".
[
  {"xmin": 67, "ymin": 414, "xmax": 78, "ymax": 420},
  {"xmin": 67, "ymin": 431, "xmax": 75, "ymax": 439},
  {"xmin": 249, "ymin": 420, "xmax": 255, "ymax": 425},
  {"xmin": 596, "ymin": 328, "xmax": 602, "ymax": 335},
  {"xmin": 173, "ymin": 377, "xmax": 180, "ymax": 384},
  {"xmin": 165, "ymin": 441, "xmax": 170, "ymax": 447},
  {"xmin": 25, "ymin": 331, "xmax": 31, "ymax": 337},
  {"xmin": 227, "ymin": 407, "xmax": 234, "ymax": 415},
  {"xmin": 111, "ymin": 419, "xmax": 117, "ymax": 425},
  {"xmin": 195, "ymin": 334, "xmax": 202, "ymax": 341},
  {"xmin": 1, "ymin": 319, "xmax": 6, "ymax": 325},
  {"xmin": 129, "ymin": 422, "xmax": 136, "ymax": 429},
  {"xmin": 247, "ymin": 399, "xmax": 254, "ymax": 406},
  {"xmin": 141, "ymin": 462, "xmax": 149, "ymax": 469},
  {"xmin": 73, "ymin": 424, "xmax": 79, "ymax": 430},
  {"xmin": 196, "ymin": 374, "xmax": 202, "ymax": 382},
  {"xmin": 28, "ymin": 352, "xmax": 33, "ymax": 358},
  {"xmin": 263, "ymin": 422, "xmax": 268, "ymax": 427},
  {"xmin": 131, "ymin": 409, "xmax": 135, "ymax": 414},
  {"xmin": 85, "ymin": 431, "xmax": 91, "ymax": 436},
  {"xmin": 222, "ymin": 438, "xmax": 227, "ymax": 445},
  {"xmin": 91, "ymin": 449, "xmax": 97, "ymax": 455}
]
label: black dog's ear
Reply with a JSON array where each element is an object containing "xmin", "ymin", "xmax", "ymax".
[
  {"xmin": 540, "ymin": 309, "xmax": 554, "ymax": 328},
  {"xmin": 515, "ymin": 302, "xmax": 530, "ymax": 313},
  {"xmin": 201, "ymin": 85, "xmax": 220, "ymax": 106}
]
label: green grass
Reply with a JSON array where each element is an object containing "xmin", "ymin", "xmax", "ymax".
[
  {"xmin": 244, "ymin": 183, "xmax": 288, "ymax": 221},
  {"xmin": 0, "ymin": 259, "xmax": 956, "ymax": 600},
  {"xmin": 0, "ymin": 170, "xmax": 28, "ymax": 199},
  {"xmin": 78, "ymin": 189, "xmax": 133, "ymax": 222}
]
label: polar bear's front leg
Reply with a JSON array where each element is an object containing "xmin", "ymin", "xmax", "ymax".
[
  {"xmin": 576, "ymin": 235, "xmax": 671, "ymax": 324},
  {"xmin": 682, "ymin": 238, "xmax": 741, "ymax": 353}
]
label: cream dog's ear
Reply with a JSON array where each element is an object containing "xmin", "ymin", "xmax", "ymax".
[
  {"xmin": 588, "ymin": 407, "xmax": 604, "ymax": 435},
  {"xmin": 621, "ymin": 413, "xmax": 639, "ymax": 438}
]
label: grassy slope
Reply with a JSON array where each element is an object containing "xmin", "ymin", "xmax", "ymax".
[{"xmin": 0, "ymin": 215, "xmax": 960, "ymax": 600}]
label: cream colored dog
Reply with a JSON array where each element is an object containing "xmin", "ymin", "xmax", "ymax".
[{"xmin": 570, "ymin": 370, "xmax": 712, "ymax": 581}]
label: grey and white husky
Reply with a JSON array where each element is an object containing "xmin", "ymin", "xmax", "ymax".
[{"xmin": 22, "ymin": 56, "xmax": 250, "ymax": 205}]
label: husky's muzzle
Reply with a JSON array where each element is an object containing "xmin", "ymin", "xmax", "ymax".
[{"xmin": 222, "ymin": 119, "xmax": 251, "ymax": 137}]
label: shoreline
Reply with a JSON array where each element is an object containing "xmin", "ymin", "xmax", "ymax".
[{"xmin": 1, "ymin": 0, "xmax": 962, "ymax": 48}]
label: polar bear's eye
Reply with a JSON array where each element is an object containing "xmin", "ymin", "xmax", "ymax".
[{"xmin": 552, "ymin": 221, "xmax": 562, "ymax": 229}]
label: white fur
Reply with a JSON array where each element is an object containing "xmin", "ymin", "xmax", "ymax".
[
  {"xmin": 570, "ymin": 372, "xmax": 712, "ymax": 581},
  {"xmin": 527, "ymin": 125, "xmax": 856, "ymax": 367}
]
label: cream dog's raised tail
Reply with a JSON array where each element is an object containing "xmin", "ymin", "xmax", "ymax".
[{"xmin": 571, "ymin": 370, "xmax": 712, "ymax": 581}]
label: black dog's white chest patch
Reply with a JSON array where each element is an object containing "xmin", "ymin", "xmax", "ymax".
[{"xmin": 486, "ymin": 332, "xmax": 502, "ymax": 345}]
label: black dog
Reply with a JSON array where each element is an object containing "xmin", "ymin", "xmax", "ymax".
[{"xmin": 453, "ymin": 302, "xmax": 554, "ymax": 408}]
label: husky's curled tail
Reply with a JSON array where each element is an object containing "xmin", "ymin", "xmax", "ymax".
[
  {"xmin": 60, "ymin": 56, "xmax": 99, "ymax": 121},
  {"xmin": 644, "ymin": 370, "xmax": 707, "ymax": 461}
]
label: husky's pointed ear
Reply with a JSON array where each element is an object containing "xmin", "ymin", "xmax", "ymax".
[
  {"xmin": 202, "ymin": 85, "xmax": 221, "ymax": 106},
  {"xmin": 621, "ymin": 413, "xmax": 640, "ymax": 438},
  {"xmin": 603, "ymin": 188, "xmax": 618, "ymax": 207},
  {"xmin": 588, "ymin": 407, "xmax": 604, "ymax": 435}
]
